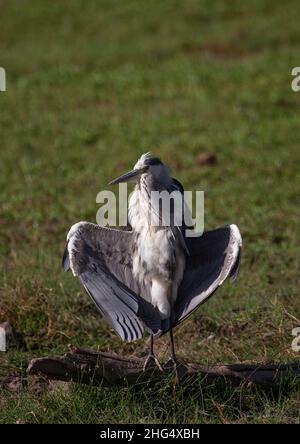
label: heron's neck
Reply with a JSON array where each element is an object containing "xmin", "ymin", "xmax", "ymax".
[
  {"xmin": 128, "ymin": 171, "xmax": 174, "ymax": 233},
  {"xmin": 128, "ymin": 181, "xmax": 153, "ymax": 233}
]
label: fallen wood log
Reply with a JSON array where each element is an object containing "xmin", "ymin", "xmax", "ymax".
[{"xmin": 26, "ymin": 346, "xmax": 300, "ymax": 388}]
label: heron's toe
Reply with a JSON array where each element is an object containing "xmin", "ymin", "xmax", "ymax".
[
  {"xmin": 164, "ymin": 358, "xmax": 186, "ymax": 383},
  {"xmin": 143, "ymin": 354, "xmax": 163, "ymax": 372}
]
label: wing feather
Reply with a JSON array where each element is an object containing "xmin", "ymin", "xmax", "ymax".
[
  {"xmin": 174, "ymin": 224, "xmax": 242, "ymax": 325},
  {"xmin": 63, "ymin": 222, "xmax": 161, "ymax": 341}
]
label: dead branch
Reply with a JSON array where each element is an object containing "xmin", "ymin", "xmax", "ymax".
[{"xmin": 26, "ymin": 346, "xmax": 300, "ymax": 388}]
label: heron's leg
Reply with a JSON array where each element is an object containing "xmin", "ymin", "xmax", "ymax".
[
  {"xmin": 168, "ymin": 328, "xmax": 182, "ymax": 383},
  {"xmin": 169, "ymin": 328, "xmax": 178, "ymax": 362},
  {"xmin": 143, "ymin": 334, "xmax": 163, "ymax": 372}
]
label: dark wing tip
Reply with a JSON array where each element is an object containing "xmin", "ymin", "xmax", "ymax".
[
  {"xmin": 229, "ymin": 224, "xmax": 242, "ymax": 282},
  {"xmin": 62, "ymin": 242, "xmax": 70, "ymax": 271}
]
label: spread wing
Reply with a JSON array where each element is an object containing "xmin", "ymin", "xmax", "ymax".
[
  {"xmin": 62, "ymin": 222, "xmax": 161, "ymax": 341},
  {"xmin": 174, "ymin": 224, "xmax": 242, "ymax": 325}
]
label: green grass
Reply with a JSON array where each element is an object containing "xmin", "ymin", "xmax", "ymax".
[{"xmin": 1, "ymin": 0, "xmax": 300, "ymax": 424}]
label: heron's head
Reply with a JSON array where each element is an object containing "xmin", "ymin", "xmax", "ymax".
[{"xmin": 110, "ymin": 152, "xmax": 171, "ymax": 185}]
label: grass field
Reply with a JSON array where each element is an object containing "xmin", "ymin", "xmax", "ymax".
[{"xmin": 1, "ymin": 0, "xmax": 300, "ymax": 424}]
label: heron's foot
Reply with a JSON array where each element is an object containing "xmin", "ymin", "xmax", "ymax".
[
  {"xmin": 143, "ymin": 354, "xmax": 163, "ymax": 372},
  {"xmin": 164, "ymin": 357, "xmax": 185, "ymax": 384}
]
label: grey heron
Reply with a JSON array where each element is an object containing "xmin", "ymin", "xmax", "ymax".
[{"xmin": 62, "ymin": 153, "xmax": 242, "ymax": 378}]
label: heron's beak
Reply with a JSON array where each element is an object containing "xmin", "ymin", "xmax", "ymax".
[{"xmin": 109, "ymin": 167, "xmax": 147, "ymax": 184}]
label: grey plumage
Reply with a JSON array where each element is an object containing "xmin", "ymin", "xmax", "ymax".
[
  {"xmin": 63, "ymin": 193, "xmax": 242, "ymax": 343},
  {"xmin": 174, "ymin": 224, "xmax": 241, "ymax": 325},
  {"xmin": 63, "ymin": 224, "xmax": 161, "ymax": 341}
]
